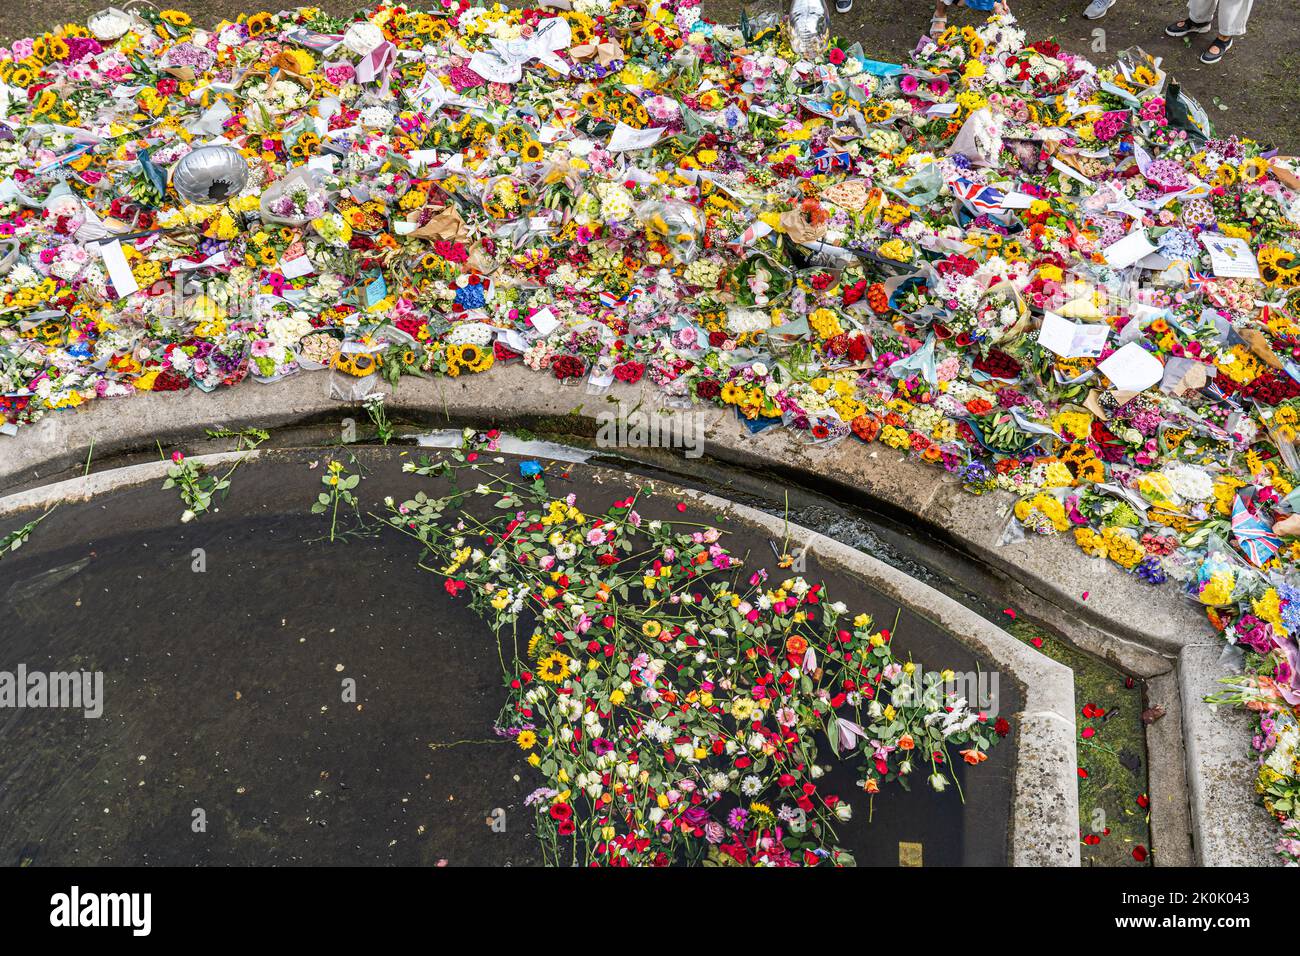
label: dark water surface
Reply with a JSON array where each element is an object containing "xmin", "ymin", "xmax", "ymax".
[{"xmin": 0, "ymin": 448, "xmax": 1017, "ymax": 865}]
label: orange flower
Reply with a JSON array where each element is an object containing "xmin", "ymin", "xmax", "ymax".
[
  {"xmin": 785, "ymin": 635, "xmax": 809, "ymax": 657},
  {"xmin": 898, "ymin": 733, "xmax": 915, "ymax": 751},
  {"xmin": 862, "ymin": 778, "xmax": 880, "ymax": 793},
  {"xmin": 960, "ymin": 748, "xmax": 988, "ymax": 765}
]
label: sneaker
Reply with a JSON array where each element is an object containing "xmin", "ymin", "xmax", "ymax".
[
  {"xmin": 1083, "ymin": 0, "xmax": 1116, "ymax": 20},
  {"xmin": 834, "ymin": 0, "xmax": 852, "ymax": 12},
  {"xmin": 1165, "ymin": 17, "xmax": 1211, "ymax": 37},
  {"xmin": 1200, "ymin": 36, "xmax": 1233, "ymax": 63}
]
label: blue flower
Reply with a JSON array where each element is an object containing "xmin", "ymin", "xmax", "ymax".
[{"xmin": 519, "ymin": 460, "xmax": 544, "ymax": 478}]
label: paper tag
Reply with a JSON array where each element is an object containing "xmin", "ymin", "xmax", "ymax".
[
  {"xmin": 1098, "ymin": 341, "xmax": 1164, "ymax": 392},
  {"xmin": 99, "ymin": 240, "xmax": 139, "ymax": 298},
  {"xmin": 529, "ymin": 307, "xmax": 561, "ymax": 335},
  {"xmin": 1102, "ymin": 229, "xmax": 1157, "ymax": 270},
  {"xmin": 1000, "ymin": 191, "xmax": 1035, "ymax": 209},
  {"xmin": 1199, "ymin": 234, "xmax": 1261, "ymax": 279},
  {"xmin": 280, "ymin": 255, "xmax": 315, "ymax": 279},
  {"xmin": 1038, "ymin": 311, "xmax": 1110, "ymax": 358},
  {"xmin": 607, "ymin": 123, "xmax": 664, "ymax": 152}
]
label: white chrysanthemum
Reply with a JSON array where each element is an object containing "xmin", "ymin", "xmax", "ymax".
[{"xmin": 445, "ymin": 322, "xmax": 495, "ymax": 346}]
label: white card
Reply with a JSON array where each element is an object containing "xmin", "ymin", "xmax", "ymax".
[
  {"xmin": 99, "ymin": 240, "xmax": 139, "ymax": 298},
  {"xmin": 280, "ymin": 255, "xmax": 315, "ymax": 279},
  {"xmin": 1098, "ymin": 341, "xmax": 1164, "ymax": 392},
  {"xmin": 1102, "ymin": 229, "xmax": 1157, "ymax": 270},
  {"xmin": 529, "ymin": 307, "xmax": 560, "ymax": 335},
  {"xmin": 1199, "ymin": 234, "xmax": 1261, "ymax": 279},
  {"xmin": 406, "ymin": 149, "xmax": 439, "ymax": 168},
  {"xmin": 1037, "ymin": 311, "xmax": 1110, "ymax": 358}
]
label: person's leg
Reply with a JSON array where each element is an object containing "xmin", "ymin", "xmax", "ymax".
[
  {"xmin": 930, "ymin": 0, "xmax": 951, "ymax": 37},
  {"xmin": 1166, "ymin": 0, "xmax": 1216, "ymax": 36},
  {"xmin": 1200, "ymin": 0, "xmax": 1252, "ymax": 62},
  {"xmin": 1083, "ymin": 0, "xmax": 1117, "ymax": 20},
  {"xmin": 1213, "ymin": 0, "xmax": 1253, "ymax": 35}
]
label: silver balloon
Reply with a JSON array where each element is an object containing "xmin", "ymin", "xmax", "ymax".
[
  {"xmin": 786, "ymin": 0, "xmax": 831, "ymax": 60},
  {"xmin": 172, "ymin": 146, "xmax": 249, "ymax": 205}
]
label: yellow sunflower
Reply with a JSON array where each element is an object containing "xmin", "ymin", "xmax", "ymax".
[
  {"xmin": 536, "ymin": 652, "xmax": 571, "ymax": 683},
  {"xmin": 1214, "ymin": 163, "xmax": 1238, "ymax": 188},
  {"xmin": 245, "ymin": 12, "xmax": 274, "ymax": 37},
  {"xmin": 1240, "ymin": 157, "xmax": 1268, "ymax": 184}
]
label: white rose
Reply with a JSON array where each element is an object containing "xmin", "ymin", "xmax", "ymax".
[{"xmin": 343, "ymin": 21, "xmax": 385, "ymax": 57}]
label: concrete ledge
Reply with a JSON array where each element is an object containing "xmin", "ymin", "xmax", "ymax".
[
  {"xmin": 0, "ymin": 446, "xmax": 1082, "ymax": 866},
  {"xmin": 1143, "ymin": 670, "xmax": 1196, "ymax": 866},
  {"xmin": 1179, "ymin": 643, "xmax": 1280, "ymax": 866},
  {"xmin": 0, "ymin": 364, "xmax": 1210, "ymax": 662},
  {"xmin": 0, "ymin": 449, "xmax": 261, "ymax": 520}
]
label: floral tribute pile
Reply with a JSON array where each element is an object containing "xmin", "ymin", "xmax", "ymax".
[
  {"xmin": 382, "ymin": 433, "xmax": 1005, "ymax": 865},
  {"xmin": 0, "ymin": 3, "xmax": 1298, "ymax": 859}
]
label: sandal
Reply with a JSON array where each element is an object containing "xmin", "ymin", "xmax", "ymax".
[
  {"xmin": 1200, "ymin": 36, "xmax": 1233, "ymax": 64},
  {"xmin": 1165, "ymin": 17, "xmax": 1211, "ymax": 37},
  {"xmin": 930, "ymin": 15, "xmax": 947, "ymax": 38}
]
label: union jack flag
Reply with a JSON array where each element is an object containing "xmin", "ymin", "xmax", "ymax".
[
  {"xmin": 949, "ymin": 177, "xmax": 1006, "ymax": 214},
  {"xmin": 1187, "ymin": 271, "xmax": 1215, "ymax": 294},
  {"xmin": 599, "ymin": 286, "xmax": 645, "ymax": 309},
  {"xmin": 812, "ymin": 148, "xmax": 852, "ymax": 173}
]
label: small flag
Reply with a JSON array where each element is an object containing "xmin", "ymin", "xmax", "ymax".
[
  {"xmin": 950, "ymin": 176, "xmax": 1006, "ymax": 213},
  {"xmin": 1231, "ymin": 495, "xmax": 1282, "ymax": 567}
]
